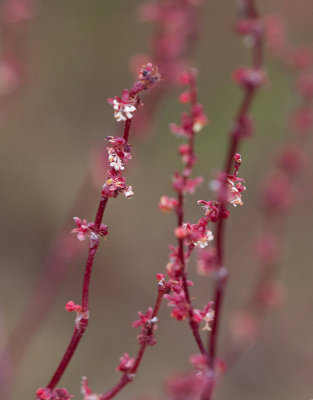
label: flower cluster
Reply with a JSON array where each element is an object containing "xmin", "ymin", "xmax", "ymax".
[
  {"xmin": 107, "ymin": 89, "xmax": 137, "ymax": 122},
  {"xmin": 158, "ymin": 195, "xmax": 179, "ymax": 213},
  {"xmin": 104, "ymin": 63, "xmax": 161, "ymax": 199},
  {"xmin": 81, "ymin": 377, "xmax": 100, "ymax": 400},
  {"xmin": 36, "ymin": 388, "xmax": 72, "ymax": 400},
  {"xmin": 116, "ymin": 353, "xmax": 135, "ymax": 373},
  {"xmin": 71, "ymin": 217, "xmax": 108, "ymax": 242},
  {"xmin": 175, "ymin": 222, "xmax": 213, "ymax": 249},
  {"xmin": 193, "ymin": 302, "xmax": 214, "ymax": 331},
  {"xmin": 132, "ymin": 307, "xmax": 158, "ymax": 346},
  {"xmin": 107, "ymin": 63, "xmax": 161, "ymax": 122}
]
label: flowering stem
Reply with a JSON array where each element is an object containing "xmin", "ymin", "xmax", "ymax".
[
  {"xmin": 174, "ymin": 76, "xmax": 207, "ymax": 355},
  {"xmin": 207, "ymin": 0, "xmax": 263, "ymax": 385},
  {"xmin": 47, "ymin": 196, "xmax": 108, "ymax": 389},
  {"xmin": 99, "ymin": 288, "xmax": 165, "ymax": 400}
]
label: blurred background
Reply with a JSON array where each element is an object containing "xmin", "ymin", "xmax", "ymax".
[{"xmin": 0, "ymin": 1, "xmax": 313, "ymax": 399}]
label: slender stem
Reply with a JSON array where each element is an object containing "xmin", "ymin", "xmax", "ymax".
[
  {"xmin": 206, "ymin": 0, "xmax": 263, "ymax": 397},
  {"xmin": 174, "ymin": 76, "xmax": 207, "ymax": 355},
  {"xmin": 123, "ymin": 119, "xmax": 132, "ymax": 142},
  {"xmin": 99, "ymin": 289, "xmax": 165, "ymax": 400},
  {"xmin": 47, "ymin": 196, "xmax": 108, "ymax": 389}
]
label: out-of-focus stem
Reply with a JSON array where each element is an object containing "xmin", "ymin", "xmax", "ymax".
[{"xmin": 206, "ymin": 0, "xmax": 264, "ymax": 397}]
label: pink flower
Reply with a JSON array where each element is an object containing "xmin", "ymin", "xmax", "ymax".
[
  {"xmin": 36, "ymin": 388, "xmax": 72, "ymax": 400},
  {"xmin": 81, "ymin": 377, "xmax": 99, "ymax": 400},
  {"xmin": 193, "ymin": 301, "xmax": 214, "ymax": 330},
  {"xmin": 189, "ymin": 353, "xmax": 209, "ymax": 372},
  {"xmin": 116, "ymin": 353, "xmax": 135, "ymax": 372},
  {"xmin": 164, "ymin": 291, "xmax": 188, "ymax": 321},
  {"xmin": 226, "ymin": 175, "xmax": 246, "ymax": 207},
  {"xmin": 197, "ymin": 200, "xmax": 230, "ymax": 222},
  {"xmin": 71, "ymin": 217, "xmax": 90, "ymax": 241},
  {"xmin": 158, "ymin": 196, "xmax": 178, "ymax": 213},
  {"xmin": 65, "ymin": 301, "xmax": 82, "ymax": 313},
  {"xmin": 71, "ymin": 217, "xmax": 108, "ymax": 241},
  {"xmin": 132, "ymin": 307, "xmax": 155, "ymax": 328},
  {"xmin": 232, "ymin": 67, "xmax": 267, "ymax": 88},
  {"xmin": 197, "ymin": 248, "xmax": 218, "ymax": 276}
]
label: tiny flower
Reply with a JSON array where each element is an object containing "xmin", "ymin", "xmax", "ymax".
[
  {"xmin": 123, "ymin": 186, "xmax": 134, "ymax": 198},
  {"xmin": 179, "ymin": 91, "xmax": 190, "ymax": 104},
  {"xmin": 137, "ymin": 63, "xmax": 161, "ymax": 90},
  {"xmin": 193, "ymin": 229, "xmax": 213, "ymax": 249},
  {"xmin": 65, "ymin": 300, "xmax": 82, "ymax": 313},
  {"xmin": 36, "ymin": 388, "xmax": 72, "ymax": 400},
  {"xmin": 132, "ymin": 307, "xmax": 154, "ymax": 328},
  {"xmin": 197, "ymin": 247, "xmax": 218, "ymax": 276},
  {"xmin": 232, "ymin": 67, "xmax": 267, "ymax": 88},
  {"xmin": 81, "ymin": 377, "xmax": 100, "ymax": 400},
  {"xmin": 164, "ymin": 291, "xmax": 188, "ymax": 321},
  {"xmin": 226, "ymin": 178, "xmax": 246, "ymax": 207},
  {"xmin": 193, "ymin": 301, "xmax": 214, "ymax": 331},
  {"xmin": 108, "ymin": 152, "xmax": 124, "ymax": 171},
  {"xmin": 107, "ymin": 89, "xmax": 137, "ymax": 122},
  {"xmin": 192, "ymin": 103, "xmax": 209, "ymax": 132},
  {"xmin": 116, "ymin": 353, "xmax": 135, "ymax": 372},
  {"xmin": 71, "ymin": 217, "xmax": 90, "ymax": 241},
  {"xmin": 158, "ymin": 195, "xmax": 178, "ymax": 213},
  {"xmin": 189, "ymin": 353, "xmax": 209, "ymax": 372},
  {"xmin": 156, "ymin": 273, "xmax": 165, "ymax": 286}
]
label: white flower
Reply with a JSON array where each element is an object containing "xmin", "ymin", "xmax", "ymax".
[
  {"xmin": 194, "ymin": 230, "xmax": 214, "ymax": 248},
  {"xmin": 202, "ymin": 309, "xmax": 215, "ymax": 331},
  {"xmin": 109, "ymin": 153, "xmax": 124, "ymax": 171},
  {"xmin": 113, "ymin": 99, "xmax": 136, "ymax": 122},
  {"xmin": 124, "ymin": 186, "xmax": 134, "ymax": 198},
  {"xmin": 226, "ymin": 178, "xmax": 243, "ymax": 207}
]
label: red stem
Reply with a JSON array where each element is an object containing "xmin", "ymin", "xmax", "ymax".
[
  {"xmin": 47, "ymin": 196, "xmax": 108, "ymax": 389},
  {"xmin": 174, "ymin": 76, "xmax": 207, "ymax": 355},
  {"xmin": 206, "ymin": 0, "xmax": 263, "ymax": 395},
  {"xmin": 45, "ymin": 117, "xmax": 134, "ymax": 390},
  {"xmin": 99, "ymin": 289, "xmax": 165, "ymax": 400}
]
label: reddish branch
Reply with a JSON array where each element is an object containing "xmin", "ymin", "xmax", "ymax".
[
  {"xmin": 98, "ymin": 288, "xmax": 165, "ymax": 400},
  {"xmin": 207, "ymin": 0, "xmax": 264, "ymax": 395},
  {"xmin": 47, "ymin": 196, "xmax": 108, "ymax": 390},
  {"xmin": 35, "ymin": 64, "xmax": 161, "ymax": 399}
]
